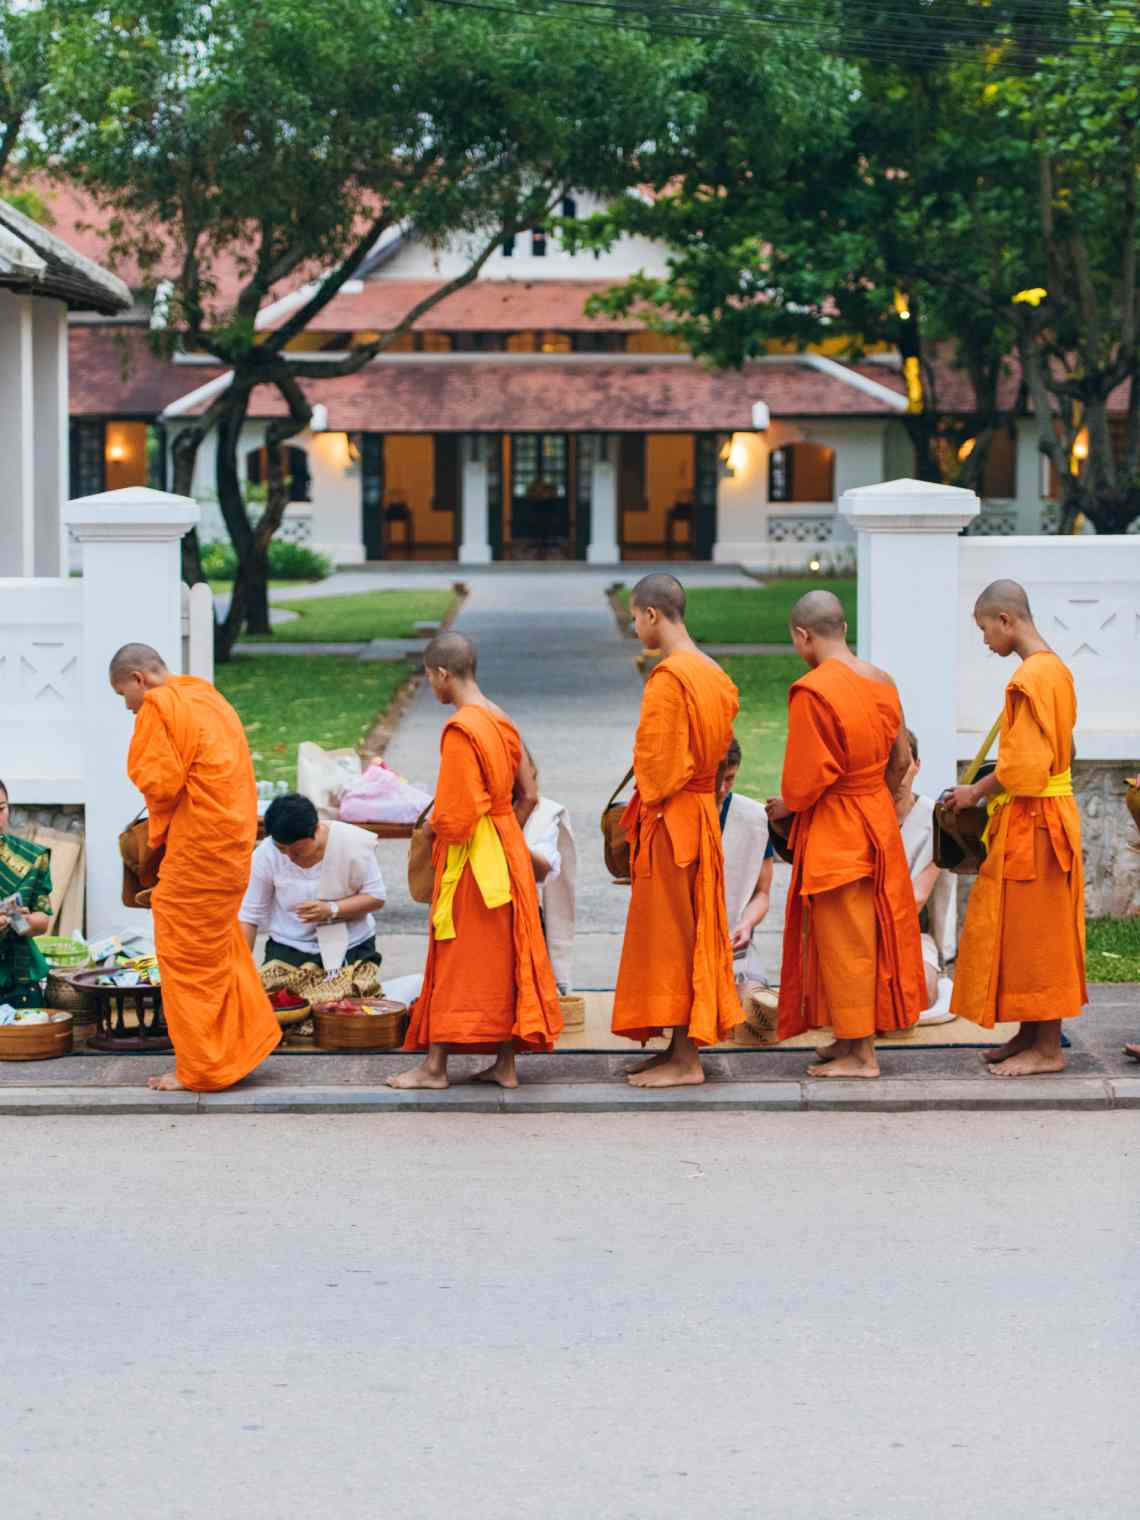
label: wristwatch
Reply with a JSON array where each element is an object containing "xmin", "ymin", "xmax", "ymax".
[{"xmin": 327, "ymin": 901, "xmax": 340, "ymax": 921}]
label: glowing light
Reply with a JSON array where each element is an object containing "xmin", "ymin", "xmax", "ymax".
[
  {"xmin": 809, "ymin": 558, "xmax": 822, "ymax": 573},
  {"xmin": 106, "ymin": 442, "xmax": 126, "ymax": 462},
  {"xmin": 893, "ymin": 288, "xmax": 911, "ymax": 320},
  {"xmin": 727, "ymin": 439, "xmax": 749, "ymax": 474},
  {"xmin": 1072, "ymin": 427, "xmax": 1089, "ymax": 461},
  {"xmin": 957, "ymin": 438, "xmax": 976, "ymax": 461}
]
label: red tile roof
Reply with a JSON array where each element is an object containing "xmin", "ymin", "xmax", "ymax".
[
  {"xmin": 227, "ymin": 358, "xmax": 909, "ymax": 429},
  {"xmin": 69, "ymin": 327, "xmax": 228, "ymax": 415},
  {"xmin": 292, "ymin": 278, "xmax": 646, "ymax": 332}
]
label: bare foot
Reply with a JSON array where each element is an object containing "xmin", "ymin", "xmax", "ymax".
[
  {"xmin": 147, "ymin": 1072, "xmax": 185, "ymax": 1091},
  {"xmin": 471, "ymin": 1058, "xmax": 519, "ymax": 1089},
  {"xmin": 625, "ymin": 1051, "xmax": 670, "ymax": 1075},
  {"xmin": 386, "ymin": 1064, "xmax": 449, "ymax": 1090},
  {"xmin": 812, "ymin": 1039, "xmax": 853, "ymax": 1065},
  {"xmin": 627, "ymin": 1057, "xmax": 705, "ymax": 1089},
  {"xmin": 982, "ymin": 1027, "xmax": 1034, "ymax": 1065},
  {"xmin": 806, "ymin": 1054, "xmax": 880, "ymax": 1080},
  {"xmin": 989, "ymin": 1049, "xmax": 1066, "ymax": 1078}
]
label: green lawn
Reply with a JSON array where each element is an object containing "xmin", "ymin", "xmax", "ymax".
[
  {"xmin": 244, "ymin": 589, "xmax": 457, "ymax": 644},
  {"xmin": 716, "ymin": 654, "xmax": 801, "ymax": 800},
  {"xmin": 618, "ymin": 578, "xmax": 857, "ymax": 645},
  {"xmin": 215, "ymin": 655, "xmax": 410, "ymax": 786},
  {"xmin": 1086, "ymin": 917, "xmax": 1140, "ymax": 982},
  {"xmin": 208, "ymin": 579, "xmax": 318, "ymax": 595}
]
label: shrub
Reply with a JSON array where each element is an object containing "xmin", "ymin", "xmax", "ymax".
[{"xmin": 200, "ymin": 540, "xmax": 331, "ymax": 582}]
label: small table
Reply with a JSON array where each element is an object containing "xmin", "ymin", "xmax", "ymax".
[
  {"xmin": 257, "ymin": 818, "xmax": 413, "ymax": 842},
  {"xmin": 71, "ymin": 971, "xmax": 172, "ymax": 1053}
]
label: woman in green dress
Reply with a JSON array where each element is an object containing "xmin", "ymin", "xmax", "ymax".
[{"xmin": 0, "ymin": 780, "xmax": 53, "ymax": 1008}]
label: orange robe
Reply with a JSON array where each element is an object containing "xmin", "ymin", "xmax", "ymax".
[
  {"xmin": 777, "ymin": 659, "xmax": 926, "ymax": 1042},
  {"xmin": 403, "ymin": 704, "xmax": 562, "ymax": 1052},
  {"xmin": 952, "ymin": 651, "xmax": 1086, "ymax": 1027},
  {"xmin": 128, "ymin": 676, "xmax": 281, "ymax": 1090},
  {"xmin": 612, "ymin": 651, "xmax": 740, "ymax": 1046}
]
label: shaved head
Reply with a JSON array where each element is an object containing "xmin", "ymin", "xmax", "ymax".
[
  {"xmin": 109, "ymin": 643, "xmax": 168, "ymax": 682},
  {"xmin": 630, "ymin": 573, "xmax": 686, "ymax": 622},
  {"xmin": 424, "ymin": 630, "xmax": 477, "ymax": 678},
  {"xmin": 975, "ymin": 579, "xmax": 1032, "ymax": 620},
  {"xmin": 789, "ymin": 589, "xmax": 847, "ymax": 638}
]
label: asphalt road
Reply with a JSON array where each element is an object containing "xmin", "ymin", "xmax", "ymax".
[{"xmin": 3, "ymin": 1112, "xmax": 1138, "ymax": 1519}]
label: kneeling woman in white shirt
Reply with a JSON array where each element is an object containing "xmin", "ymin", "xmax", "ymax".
[{"xmin": 240, "ymin": 793, "xmax": 386, "ymax": 969}]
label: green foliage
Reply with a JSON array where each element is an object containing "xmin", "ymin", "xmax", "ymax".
[
  {"xmin": 580, "ymin": 1, "xmax": 1140, "ymax": 525},
  {"xmin": 215, "ymin": 654, "xmax": 408, "ymax": 786},
  {"xmin": 1085, "ymin": 917, "xmax": 1140, "ymax": 984},
  {"xmin": 244, "ymin": 589, "xmax": 456, "ymax": 643},
  {"xmin": 619, "ymin": 578, "xmax": 857, "ymax": 644},
  {"xmin": 200, "ymin": 539, "xmax": 331, "ymax": 582},
  {"xmin": 715, "ymin": 655, "xmax": 803, "ymax": 800}
]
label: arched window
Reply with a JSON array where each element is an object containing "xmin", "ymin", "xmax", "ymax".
[{"xmin": 768, "ymin": 442, "xmax": 834, "ymax": 503}]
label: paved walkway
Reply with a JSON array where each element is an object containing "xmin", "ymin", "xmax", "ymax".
[{"xmin": 365, "ymin": 564, "xmax": 760, "ymax": 985}]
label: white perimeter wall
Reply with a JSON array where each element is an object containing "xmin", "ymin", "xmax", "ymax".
[{"xmin": 958, "ymin": 536, "xmax": 1140, "ymax": 760}]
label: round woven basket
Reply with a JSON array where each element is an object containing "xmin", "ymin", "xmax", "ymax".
[
  {"xmin": 313, "ymin": 999, "xmax": 408, "ymax": 1051},
  {"xmin": 558, "ymin": 994, "xmax": 586, "ymax": 1031},
  {"xmin": 0, "ymin": 1012, "xmax": 74, "ymax": 1062},
  {"xmin": 45, "ymin": 970, "xmax": 100, "ymax": 1016}
]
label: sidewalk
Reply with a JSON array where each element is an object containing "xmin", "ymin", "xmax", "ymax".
[{"xmin": 2, "ymin": 986, "xmax": 1135, "ymax": 1113}]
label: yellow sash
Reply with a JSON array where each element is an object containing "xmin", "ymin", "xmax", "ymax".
[
  {"xmin": 981, "ymin": 768, "xmax": 1073, "ymax": 849},
  {"xmin": 432, "ymin": 814, "xmax": 512, "ymax": 941}
]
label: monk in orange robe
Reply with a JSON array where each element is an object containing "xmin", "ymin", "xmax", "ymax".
[
  {"xmin": 110, "ymin": 644, "xmax": 281, "ymax": 1092},
  {"xmin": 943, "ymin": 579, "xmax": 1086, "ymax": 1076},
  {"xmin": 614, "ymin": 574, "xmax": 740, "ymax": 1088},
  {"xmin": 767, "ymin": 591, "xmax": 926, "ymax": 1079},
  {"xmin": 390, "ymin": 631, "xmax": 561, "ymax": 1090}
]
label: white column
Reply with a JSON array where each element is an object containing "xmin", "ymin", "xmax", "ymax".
[
  {"xmin": 712, "ymin": 431, "xmax": 768, "ymax": 564},
  {"xmin": 32, "ymin": 298, "xmax": 70, "ymax": 576},
  {"xmin": 459, "ymin": 439, "xmax": 492, "ymax": 564},
  {"xmin": 0, "ymin": 291, "xmax": 36, "ymax": 576},
  {"xmin": 587, "ymin": 435, "xmax": 620, "ymax": 564},
  {"xmin": 64, "ymin": 486, "xmax": 200, "ymax": 938},
  {"xmin": 840, "ymin": 477, "xmax": 979, "ymax": 796}
]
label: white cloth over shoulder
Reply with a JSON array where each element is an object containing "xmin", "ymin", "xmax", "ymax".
[
  {"xmin": 900, "ymin": 793, "xmax": 956, "ymax": 971},
  {"xmin": 524, "ymin": 797, "xmax": 576, "ymax": 993},
  {"xmin": 240, "ymin": 821, "xmax": 385, "ymax": 970},
  {"xmin": 721, "ymin": 793, "xmax": 772, "ymax": 984}
]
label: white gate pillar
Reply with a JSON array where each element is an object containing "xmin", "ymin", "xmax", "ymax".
[
  {"xmin": 64, "ymin": 486, "xmax": 200, "ymax": 938},
  {"xmin": 0, "ymin": 291, "xmax": 35, "ymax": 576},
  {"xmin": 840, "ymin": 478, "xmax": 979, "ymax": 796},
  {"xmin": 459, "ymin": 437, "xmax": 492, "ymax": 565},
  {"xmin": 32, "ymin": 298, "xmax": 69, "ymax": 576},
  {"xmin": 587, "ymin": 435, "xmax": 620, "ymax": 564}
]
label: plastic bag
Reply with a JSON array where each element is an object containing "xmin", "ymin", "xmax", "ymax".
[
  {"xmin": 297, "ymin": 742, "xmax": 362, "ymax": 812},
  {"xmin": 338, "ymin": 760, "xmax": 433, "ymax": 825}
]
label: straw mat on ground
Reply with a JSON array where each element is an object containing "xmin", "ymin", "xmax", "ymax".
[{"xmin": 555, "ymin": 991, "xmax": 1012, "ymax": 1052}]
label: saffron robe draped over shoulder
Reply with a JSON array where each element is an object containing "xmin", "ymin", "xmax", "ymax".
[
  {"xmin": 776, "ymin": 659, "xmax": 926, "ymax": 1042},
  {"xmin": 128, "ymin": 676, "xmax": 281, "ymax": 1090},
  {"xmin": 612, "ymin": 651, "xmax": 740, "ymax": 1046},
  {"xmin": 403, "ymin": 704, "xmax": 562, "ymax": 1053},
  {"xmin": 952, "ymin": 651, "xmax": 1086, "ymax": 1027}
]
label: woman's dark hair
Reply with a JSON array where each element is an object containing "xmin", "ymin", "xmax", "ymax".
[
  {"xmin": 265, "ymin": 792, "xmax": 319, "ymax": 845},
  {"xmin": 0, "ymin": 778, "xmax": 7, "ymax": 801}
]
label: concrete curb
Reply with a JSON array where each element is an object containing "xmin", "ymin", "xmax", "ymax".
[{"xmin": 0, "ymin": 1077, "xmax": 1137, "ymax": 1115}]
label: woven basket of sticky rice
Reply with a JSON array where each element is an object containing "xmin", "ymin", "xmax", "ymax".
[
  {"xmin": 558, "ymin": 994, "xmax": 586, "ymax": 1031},
  {"xmin": 313, "ymin": 997, "xmax": 408, "ymax": 1050}
]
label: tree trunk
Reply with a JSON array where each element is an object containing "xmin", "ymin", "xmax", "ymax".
[{"xmin": 213, "ymin": 383, "xmax": 258, "ymax": 662}]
